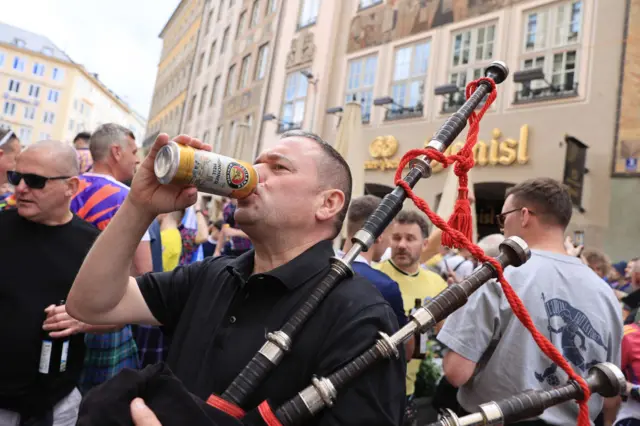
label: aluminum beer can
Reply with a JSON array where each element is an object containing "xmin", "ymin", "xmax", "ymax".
[{"xmin": 154, "ymin": 141, "xmax": 258, "ymax": 199}]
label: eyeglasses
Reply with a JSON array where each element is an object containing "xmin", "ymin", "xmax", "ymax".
[
  {"xmin": 495, "ymin": 207, "xmax": 535, "ymax": 229},
  {"xmin": 7, "ymin": 171, "xmax": 71, "ymax": 190},
  {"xmin": 0, "ymin": 130, "xmax": 15, "ymax": 147}
]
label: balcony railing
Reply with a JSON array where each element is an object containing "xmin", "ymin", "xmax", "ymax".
[
  {"xmin": 277, "ymin": 122, "xmax": 302, "ymax": 133},
  {"xmin": 441, "ymin": 92, "xmax": 487, "ymax": 114},
  {"xmin": 384, "ymin": 104, "xmax": 423, "ymax": 121},
  {"xmin": 514, "ymin": 83, "xmax": 579, "ymax": 105}
]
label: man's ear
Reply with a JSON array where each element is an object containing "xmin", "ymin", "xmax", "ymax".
[
  {"xmin": 111, "ymin": 144, "xmax": 121, "ymax": 161},
  {"xmin": 315, "ymin": 189, "xmax": 345, "ymax": 223},
  {"xmin": 65, "ymin": 176, "xmax": 80, "ymax": 197}
]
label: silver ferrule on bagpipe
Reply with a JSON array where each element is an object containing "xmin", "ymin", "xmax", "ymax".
[
  {"xmin": 220, "ymin": 60, "xmax": 511, "ymax": 410},
  {"xmin": 273, "ymin": 236, "xmax": 530, "ymax": 425},
  {"xmin": 430, "ymin": 363, "xmax": 626, "ymax": 426}
]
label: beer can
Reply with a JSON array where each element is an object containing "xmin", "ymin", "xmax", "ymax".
[{"xmin": 154, "ymin": 141, "xmax": 259, "ymax": 199}]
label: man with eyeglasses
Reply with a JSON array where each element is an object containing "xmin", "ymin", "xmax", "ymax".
[
  {"xmin": 0, "ymin": 140, "xmax": 113, "ymax": 426},
  {"xmin": 0, "ymin": 128, "xmax": 21, "ymax": 211},
  {"xmin": 436, "ymin": 177, "xmax": 622, "ymax": 426}
]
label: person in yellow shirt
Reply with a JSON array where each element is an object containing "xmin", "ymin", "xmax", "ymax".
[
  {"xmin": 374, "ymin": 210, "xmax": 448, "ymax": 398},
  {"xmin": 158, "ymin": 211, "xmax": 183, "ymax": 271}
]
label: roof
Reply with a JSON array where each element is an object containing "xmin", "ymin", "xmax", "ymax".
[{"xmin": 0, "ymin": 21, "xmax": 72, "ymax": 62}]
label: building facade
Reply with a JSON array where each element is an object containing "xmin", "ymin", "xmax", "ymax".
[
  {"xmin": 255, "ymin": 0, "xmax": 629, "ymax": 253},
  {"xmin": 146, "ymin": 0, "xmax": 205, "ymax": 141},
  {"xmin": 0, "ymin": 22, "xmax": 147, "ymax": 146},
  {"xmin": 181, "ymin": 0, "xmax": 282, "ymax": 162}
]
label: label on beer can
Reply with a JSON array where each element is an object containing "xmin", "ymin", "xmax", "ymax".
[{"xmin": 190, "ymin": 149, "xmax": 257, "ymax": 199}]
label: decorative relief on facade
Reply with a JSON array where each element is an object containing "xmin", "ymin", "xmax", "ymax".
[
  {"xmin": 286, "ymin": 32, "xmax": 316, "ymax": 69},
  {"xmin": 222, "ymin": 85, "xmax": 263, "ymax": 119},
  {"xmin": 347, "ymin": 0, "xmax": 527, "ymax": 54}
]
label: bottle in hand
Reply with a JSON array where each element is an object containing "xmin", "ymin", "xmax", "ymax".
[
  {"xmin": 410, "ymin": 298, "xmax": 428, "ymax": 360},
  {"xmin": 39, "ymin": 300, "xmax": 70, "ymax": 375}
]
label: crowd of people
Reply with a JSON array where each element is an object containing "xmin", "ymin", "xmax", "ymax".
[{"xmin": 0, "ymin": 125, "xmax": 639, "ymax": 426}]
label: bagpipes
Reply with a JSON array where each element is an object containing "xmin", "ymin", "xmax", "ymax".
[
  {"xmin": 142, "ymin": 60, "xmax": 623, "ymax": 426},
  {"xmin": 430, "ymin": 363, "xmax": 625, "ymax": 426}
]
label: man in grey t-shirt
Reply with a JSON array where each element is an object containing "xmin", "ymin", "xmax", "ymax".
[{"xmin": 437, "ymin": 178, "xmax": 623, "ymax": 426}]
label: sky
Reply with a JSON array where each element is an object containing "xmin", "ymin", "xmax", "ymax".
[{"xmin": 0, "ymin": 0, "xmax": 180, "ymax": 119}]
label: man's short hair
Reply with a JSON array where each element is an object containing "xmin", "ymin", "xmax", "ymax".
[
  {"xmin": 23, "ymin": 140, "xmax": 80, "ymax": 176},
  {"xmin": 73, "ymin": 132, "xmax": 92, "ymax": 144},
  {"xmin": 394, "ymin": 210, "xmax": 430, "ymax": 239},
  {"xmin": 477, "ymin": 233, "xmax": 505, "ymax": 258},
  {"xmin": 505, "ymin": 178, "xmax": 573, "ymax": 229},
  {"xmin": 280, "ymin": 130, "xmax": 352, "ymax": 238},
  {"xmin": 347, "ymin": 195, "xmax": 382, "ymax": 236},
  {"xmin": 583, "ymin": 248, "xmax": 610, "ymax": 273},
  {"xmin": 0, "ymin": 128, "xmax": 19, "ymax": 152},
  {"xmin": 90, "ymin": 123, "xmax": 133, "ymax": 162}
]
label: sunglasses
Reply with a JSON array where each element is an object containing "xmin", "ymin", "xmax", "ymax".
[
  {"xmin": 495, "ymin": 207, "xmax": 535, "ymax": 228},
  {"xmin": 7, "ymin": 171, "xmax": 72, "ymax": 190},
  {"xmin": 0, "ymin": 130, "xmax": 15, "ymax": 147}
]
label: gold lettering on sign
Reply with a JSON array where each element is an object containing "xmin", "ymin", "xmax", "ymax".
[{"xmin": 430, "ymin": 125, "xmax": 530, "ymax": 173}]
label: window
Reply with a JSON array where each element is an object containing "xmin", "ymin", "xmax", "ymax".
[
  {"xmin": 359, "ymin": 0, "xmax": 382, "ymax": 8},
  {"xmin": 39, "ymin": 132, "xmax": 50, "ymax": 140},
  {"xmin": 33, "ymin": 63, "xmax": 45, "ymax": 76},
  {"xmin": 267, "ymin": 0, "xmax": 277, "ymax": 14},
  {"xmin": 28, "ymin": 84, "xmax": 40, "ymax": 98},
  {"xmin": 52, "ymin": 67, "xmax": 64, "ymax": 81},
  {"xmin": 69, "ymin": 119, "xmax": 75, "ymax": 130},
  {"xmin": 199, "ymin": 86, "xmax": 208, "ymax": 113},
  {"xmin": 221, "ymin": 27, "xmax": 230, "ymax": 53},
  {"xmin": 8, "ymin": 79, "xmax": 20, "ymax": 93},
  {"xmin": 208, "ymin": 41, "xmax": 217, "ymax": 66},
  {"xmin": 13, "ymin": 57, "xmax": 25, "ymax": 72},
  {"xmin": 225, "ymin": 64, "xmax": 236, "ymax": 96},
  {"xmin": 202, "ymin": 130, "xmax": 210, "ymax": 145},
  {"xmin": 19, "ymin": 128, "xmax": 32, "ymax": 145},
  {"xmin": 188, "ymin": 94, "xmax": 197, "ymax": 120},
  {"xmin": 250, "ymin": 1, "xmax": 260, "ymax": 27},
  {"xmin": 197, "ymin": 52, "xmax": 205, "ymax": 75},
  {"xmin": 280, "ymin": 71, "xmax": 308, "ymax": 131},
  {"xmin": 218, "ymin": 0, "xmax": 224, "ymax": 21},
  {"xmin": 389, "ymin": 40, "xmax": 430, "ymax": 119},
  {"xmin": 446, "ymin": 22, "xmax": 496, "ymax": 111},
  {"xmin": 0, "ymin": 52, "xmax": 4, "ymax": 67},
  {"xmin": 345, "ymin": 55, "xmax": 377, "ymax": 122},
  {"xmin": 236, "ymin": 11, "xmax": 246, "ymax": 39},
  {"xmin": 210, "ymin": 75, "xmax": 221, "ymax": 106},
  {"xmin": 239, "ymin": 55, "xmax": 251, "ymax": 89},
  {"xmin": 43, "ymin": 111, "xmax": 55, "ymax": 124},
  {"xmin": 205, "ymin": 9, "xmax": 214, "ymax": 33},
  {"xmin": 299, "ymin": 0, "xmax": 320, "ymax": 28},
  {"xmin": 255, "ymin": 43, "xmax": 269, "ymax": 80},
  {"xmin": 516, "ymin": 0, "xmax": 582, "ymax": 103},
  {"xmin": 24, "ymin": 107, "xmax": 35, "ymax": 120},
  {"xmin": 215, "ymin": 126, "xmax": 223, "ymax": 152},
  {"xmin": 3, "ymin": 102, "xmax": 16, "ymax": 116},
  {"xmin": 48, "ymin": 89, "xmax": 60, "ymax": 103}
]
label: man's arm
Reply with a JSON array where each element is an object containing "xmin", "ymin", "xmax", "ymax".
[
  {"xmin": 437, "ymin": 281, "xmax": 502, "ymax": 387},
  {"xmin": 67, "ymin": 200, "xmax": 159, "ymax": 326},
  {"xmin": 67, "ymin": 133, "xmax": 208, "ymax": 326}
]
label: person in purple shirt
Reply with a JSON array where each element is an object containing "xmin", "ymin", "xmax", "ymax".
[{"xmin": 340, "ymin": 195, "xmax": 413, "ymax": 355}]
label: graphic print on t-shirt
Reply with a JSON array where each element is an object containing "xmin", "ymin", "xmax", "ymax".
[{"xmin": 535, "ymin": 292, "xmax": 609, "ymax": 385}]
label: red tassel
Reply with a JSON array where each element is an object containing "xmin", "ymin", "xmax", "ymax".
[{"xmin": 446, "ymin": 198, "xmax": 473, "ymax": 244}]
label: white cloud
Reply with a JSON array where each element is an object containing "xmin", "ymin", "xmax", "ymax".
[{"xmin": 0, "ymin": 0, "xmax": 180, "ymax": 119}]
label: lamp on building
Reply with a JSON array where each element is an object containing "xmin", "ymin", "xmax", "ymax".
[
  {"xmin": 263, "ymin": 113, "xmax": 296, "ymax": 131},
  {"xmin": 433, "ymin": 83, "xmax": 460, "ymax": 96},
  {"xmin": 512, "ymin": 67, "xmax": 558, "ymax": 97},
  {"xmin": 300, "ymin": 70, "xmax": 319, "ymax": 133},
  {"xmin": 326, "ymin": 106, "xmax": 344, "ymax": 128},
  {"xmin": 373, "ymin": 96, "xmax": 411, "ymax": 112}
]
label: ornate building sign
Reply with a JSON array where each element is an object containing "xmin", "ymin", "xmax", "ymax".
[
  {"xmin": 286, "ymin": 32, "xmax": 316, "ymax": 69},
  {"xmin": 365, "ymin": 125, "xmax": 530, "ymax": 171},
  {"xmin": 347, "ymin": 0, "xmax": 528, "ymax": 54}
]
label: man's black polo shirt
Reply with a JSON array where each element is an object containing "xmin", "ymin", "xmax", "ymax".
[{"xmin": 137, "ymin": 239, "xmax": 406, "ymax": 425}]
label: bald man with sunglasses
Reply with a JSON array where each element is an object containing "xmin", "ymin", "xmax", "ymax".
[{"xmin": 0, "ymin": 140, "xmax": 115, "ymax": 426}]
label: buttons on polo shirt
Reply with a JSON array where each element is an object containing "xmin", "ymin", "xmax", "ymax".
[{"xmin": 229, "ymin": 316, "xmax": 237, "ymax": 324}]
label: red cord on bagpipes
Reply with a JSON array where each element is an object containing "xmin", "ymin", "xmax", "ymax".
[{"xmin": 394, "ymin": 77, "xmax": 591, "ymax": 426}]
